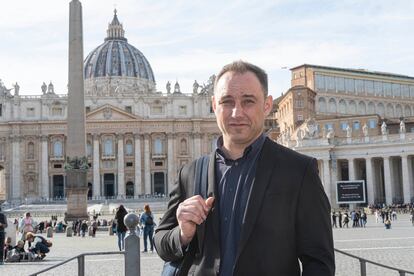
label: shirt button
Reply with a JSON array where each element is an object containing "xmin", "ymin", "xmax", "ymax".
[{"xmin": 224, "ymin": 217, "xmax": 228, "ymax": 222}]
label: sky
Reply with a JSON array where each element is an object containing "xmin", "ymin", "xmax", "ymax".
[{"xmin": 1, "ymin": 0, "xmax": 414, "ymax": 99}]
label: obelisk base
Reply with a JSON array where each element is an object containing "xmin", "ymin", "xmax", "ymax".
[{"xmin": 65, "ymin": 187, "xmax": 89, "ymax": 222}]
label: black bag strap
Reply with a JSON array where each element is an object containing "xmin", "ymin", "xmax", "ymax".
[{"xmin": 194, "ymin": 155, "xmax": 209, "ymax": 198}]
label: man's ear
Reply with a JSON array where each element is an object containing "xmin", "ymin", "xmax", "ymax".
[
  {"xmin": 211, "ymin": 95, "xmax": 217, "ymax": 112},
  {"xmin": 264, "ymin": 95, "xmax": 273, "ymax": 116}
]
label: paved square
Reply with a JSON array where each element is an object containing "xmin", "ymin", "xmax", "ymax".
[{"xmin": 1, "ymin": 213, "xmax": 413, "ymax": 275}]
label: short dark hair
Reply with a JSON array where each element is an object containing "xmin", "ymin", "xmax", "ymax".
[{"xmin": 214, "ymin": 60, "xmax": 268, "ymax": 96}]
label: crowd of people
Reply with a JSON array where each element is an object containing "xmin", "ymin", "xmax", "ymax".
[
  {"xmin": 0, "ymin": 204, "xmax": 158, "ymax": 264},
  {"xmin": 332, "ymin": 205, "xmax": 414, "ymax": 230}
]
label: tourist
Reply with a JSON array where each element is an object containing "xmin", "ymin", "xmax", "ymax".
[
  {"xmin": 81, "ymin": 220, "xmax": 88, "ymax": 237},
  {"xmin": 154, "ymin": 61, "xmax": 335, "ymax": 275},
  {"xmin": 0, "ymin": 206, "xmax": 8, "ymax": 264},
  {"xmin": 26, "ymin": 232, "xmax": 52, "ymax": 259},
  {"xmin": 140, "ymin": 204, "xmax": 155, "ymax": 253},
  {"xmin": 19, "ymin": 212, "xmax": 36, "ymax": 241},
  {"xmin": 338, "ymin": 211, "xmax": 343, "ymax": 228},
  {"xmin": 332, "ymin": 211, "xmax": 337, "ymax": 228},
  {"xmin": 114, "ymin": 205, "xmax": 128, "ymax": 251}
]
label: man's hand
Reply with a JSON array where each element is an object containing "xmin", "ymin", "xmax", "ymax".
[{"xmin": 177, "ymin": 196, "xmax": 214, "ymax": 247}]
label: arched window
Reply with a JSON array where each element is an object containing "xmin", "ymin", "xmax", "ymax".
[
  {"xmin": 328, "ymin": 98, "xmax": 337, "ymax": 113},
  {"xmin": 339, "ymin": 99, "xmax": 346, "ymax": 114},
  {"xmin": 27, "ymin": 142, "xmax": 35, "ymax": 159},
  {"xmin": 358, "ymin": 101, "xmax": 366, "ymax": 115},
  {"xmin": 318, "ymin": 97, "xmax": 327, "ymax": 113},
  {"xmin": 367, "ymin": 102, "xmax": 375, "ymax": 114},
  {"xmin": 386, "ymin": 104, "xmax": 394, "ymax": 118},
  {"xmin": 348, "ymin": 100, "xmax": 357, "ymax": 114},
  {"xmin": 154, "ymin": 138, "xmax": 163, "ymax": 154},
  {"xmin": 125, "ymin": 140, "xmax": 133, "ymax": 156},
  {"xmin": 126, "ymin": 181, "xmax": 134, "ymax": 197},
  {"xmin": 377, "ymin": 103, "xmax": 385, "ymax": 117},
  {"xmin": 54, "ymin": 141, "xmax": 63, "ymax": 157},
  {"xmin": 395, "ymin": 105, "xmax": 403, "ymax": 118},
  {"xmin": 104, "ymin": 138, "xmax": 113, "ymax": 156},
  {"xmin": 405, "ymin": 105, "xmax": 412, "ymax": 117},
  {"xmin": 180, "ymin": 138, "xmax": 187, "ymax": 154}
]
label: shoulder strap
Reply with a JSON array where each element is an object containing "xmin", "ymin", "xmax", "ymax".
[{"xmin": 194, "ymin": 155, "xmax": 209, "ymax": 198}]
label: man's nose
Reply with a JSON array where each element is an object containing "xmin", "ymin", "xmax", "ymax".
[{"xmin": 231, "ymin": 102, "xmax": 243, "ymax": 117}]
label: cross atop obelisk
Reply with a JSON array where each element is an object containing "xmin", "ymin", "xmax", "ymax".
[{"xmin": 65, "ymin": 0, "xmax": 89, "ymax": 221}]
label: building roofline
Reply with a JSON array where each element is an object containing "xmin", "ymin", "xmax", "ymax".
[{"xmin": 290, "ymin": 64, "xmax": 414, "ymax": 81}]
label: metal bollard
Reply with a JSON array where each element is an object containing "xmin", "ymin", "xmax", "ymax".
[
  {"xmin": 77, "ymin": 255, "xmax": 85, "ymax": 276},
  {"xmin": 124, "ymin": 213, "xmax": 140, "ymax": 276},
  {"xmin": 399, "ymin": 271, "xmax": 405, "ymax": 276},
  {"xmin": 359, "ymin": 259, "xmax": 366, "ymax": 276}
]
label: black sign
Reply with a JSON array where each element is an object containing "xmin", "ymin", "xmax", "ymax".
[{"xmin": 336, "ymin": 180, "xmax": 366, "ymax": 204}]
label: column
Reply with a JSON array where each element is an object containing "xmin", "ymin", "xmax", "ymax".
[
  {"xmin": 193, "ymin": 133, "xmax": 202, "ymax": 159},
  {"xmin": 383, "ymin": 156, "xmax": 393, "ymax": 205},
  {"xmin": 348, "ymin": 158, "xmax": 356, "ymax": 180},
  {"xmin": 11, "ymin": 135, "xmax": 21, "ymax": 200},
  {"xmin": 144, "ymin": 134, "xmax": 151, "ymax": 194},
  {"xmin": 92, "ymin": 134, "xmax": 100, "ymax": 197},
  {"xmin": 365, "ymin": 157, "xmax": 375, "ymax": 205},
  {"xmin": 40, "ymin": 135, "xmax": 49, "ymax": 198},
  {"xmin": 167, "ymin": 133, "xmax": 175, "ymax": 194},
  {"xmin": 117, "ymin": 134, "xmax": 125, "ymax": 197},
  {"xmin": 321, "ymin": 159, "xmax": 332, "ymax": 204},
  {"xmin": 134, "ymin": 134, "xmax": 142, "ymax": 196},
  {"xmin": 401, "ymin": 155, "xmax": 413, "ymax": 203}
]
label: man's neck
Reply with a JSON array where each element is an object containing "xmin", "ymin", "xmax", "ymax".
[{"xmin": 221, "ymin": 134, "xmax": 262, "ymax": 160}]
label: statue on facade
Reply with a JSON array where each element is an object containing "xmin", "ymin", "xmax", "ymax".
[
  {"xmin": 41, "ymin": 82, "xmax": 47, "ymax": 94},
  {"xmin": 346, "ymin": 125, "xmax": 352, "ymax": 138},
  {"xmin": 362, "ymin": 123, "xmax": 368, "ymax": 137},
  {"xmin": 400, "ymin": 120, "xmax": 406, "ymax": 134},
  {"xmin": 166, "ymin": 81, "xmax": 171, "ymax": 94},
  {"xmin": 381, "ymin": 121, "xmax": 387, "ymax": 135},
  {"xmin": 48, "ymin": 81, "xmax": 54, "ymax": 94},
  {"xmin": 13, "ymin": 82, "xmax": 20, "ymax": 95},
  {"xmin": 200, "ymin": 74, "xmax": 216, "ymax": 95},
  {"xmin": 174, "ymin": 81, "xmax": 181, "ymax": 93},
  {"xmin": 326, "ymin": 128, "xmax": 335, "ymax": 139},
  {"xmin": 193, "ymin": 80, "xmax": 199, "ymax": 94}
]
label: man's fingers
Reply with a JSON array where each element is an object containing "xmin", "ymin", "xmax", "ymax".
[
  {"xmin": 205, "ymin": 197, "xmax": 215, "ymax": 209},
  {"xmin": 178, "ymin": 203, "xmax": 207, "ymax": 220},
  {"xmin": 178, "ymin": 210, "xmax": 205, "ymax": 225}
]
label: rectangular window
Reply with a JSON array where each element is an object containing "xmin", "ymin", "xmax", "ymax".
[
  {"xmin": 355, "ymin": 79, "xmax": 364, "ymax": 94},
  {"xmin": 325, "ymin": 123, "xmax": 333, "ymax": 130},
  {"xmin": 364, "ymin": 80, "xmax": 374, "ymax": 95},
  {"xmin": 315, "ymin": 74, "xmax": 326, "ymax": 91},
  {"xmin": 27, "ymin": 107, "xmax": 35, "ymax": 117},
  {"xmin": 178, "ymin": 105, "xmax": 187, "ymax": 115},
  {"xmin": 326, "ymin": 76, "xmax": 335, "ymax": 91},
  {"xmin": 85, "ymin": 106, "xmax": 91, "ymax": 113},
  {"xmin": 155, "ymin": 161, "xmax": 163, "ymax": 166},
  {"xmin": 297, "ymin": 114, "xmax": 303, "ymax": 121},
  {"xmin": 345, "ymin": 78, "xmax": 355, "ymax": 93},
  {"xmin": 383, "ymin": 83, "xmax": 392, "ymax": 96},
  {"xmin": 53, "ymin": 164, "xmax": 62, "ymax": 169},
  {"xmin": 353, "ymin": 121, "xmax": 360, "ymax": 130},
  {"xmin": 374, "ymin": 81, "xmax": 383, "ymax": 96},
  {"xmin": 151, "ymin": 106, "xmax": 163, "ymax": 115},
  {"xmin": 340, "ymin": 122, "xmax": 348, "ymax": 131},
  {"xmin": 368, "ymin": 119, "xmax": 377, "ymax": 129},
  {"xmin": 401, "ymin": 85, "xmax": 410, "ymax": 98},
  {"xmin": 125, "ymin": 106, "xmax": 132, "ymax": 113},
  {"xmin": 51, "ymin": 107, "xmax": 62, "ymax": 116},
  {"xmin": 126, "ymin": 162, "xmax": 133, "ymax": 167},
  {"xmin": 335, "ymin": 77, "xmax": 345, "ymax": 92},
  {"xmin": 392, "ymin": 83, "xmax": 401, "ymax": 97}
]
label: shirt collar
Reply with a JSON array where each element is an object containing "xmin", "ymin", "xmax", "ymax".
[{"xmin": 216, "ymin": 133, "xmax": 266, "ymax": 163}]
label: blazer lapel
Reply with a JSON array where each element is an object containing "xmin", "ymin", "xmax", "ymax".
[
  {"xmin": 235, "ymin": 138, "xmax": 277, "ymax": 261},
  {"xmin": 196, "ymin": 152, "xmax": 218, "ymax": 254}
]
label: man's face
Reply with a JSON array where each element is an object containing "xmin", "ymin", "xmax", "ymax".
[{"xmin": 212, "ymin": 71, "xmax": 273, "ymax": 148}]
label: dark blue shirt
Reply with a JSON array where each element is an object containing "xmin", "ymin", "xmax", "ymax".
[{"xmin": 215, "ymin": 134, "xmax": 266, "ymax": 276}]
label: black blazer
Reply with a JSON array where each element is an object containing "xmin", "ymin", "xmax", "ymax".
[{"xmin": 154, "ymin": 138, "xmax": 335, "ymax": 276}]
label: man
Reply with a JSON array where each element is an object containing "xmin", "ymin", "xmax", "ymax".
[
  {"xmin": 0, "ymin": 206, "xmax": 8, "ymax": 264},
  {"xmin": 154, "ymin": 61, "xmax": 335, "ymax": 275}
]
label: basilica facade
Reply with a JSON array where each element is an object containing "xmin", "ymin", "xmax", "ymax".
[{"xmin": 0, "ymin": 12, "xmax": 221, "ymax": 202}]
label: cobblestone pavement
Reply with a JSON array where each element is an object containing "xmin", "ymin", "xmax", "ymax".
[{"xmin": 1, "ymin": 214, "xmax": 413, "ymax": 276}]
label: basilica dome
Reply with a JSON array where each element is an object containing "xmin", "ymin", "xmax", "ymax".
[{"xmin": 83, "ymin": 10, "xmax": 155, "ymax": 83}]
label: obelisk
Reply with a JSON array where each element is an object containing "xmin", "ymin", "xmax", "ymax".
[{"xmin": 65, "ymin": 0, "xmax": 89, "ymax": 221}]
